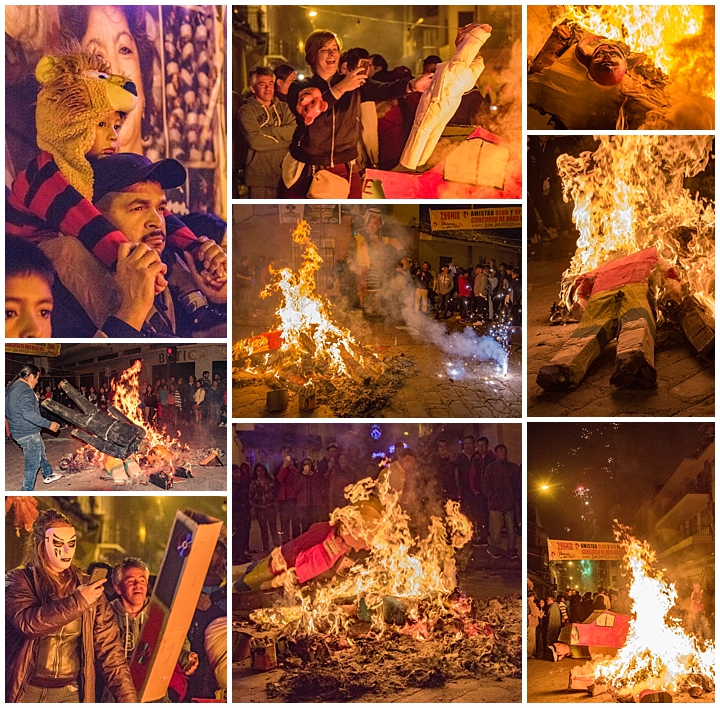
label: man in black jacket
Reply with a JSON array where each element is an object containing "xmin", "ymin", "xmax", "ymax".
[{"xmin": 482, "ymin": 444, "xmax": 521, "ymax": 558}]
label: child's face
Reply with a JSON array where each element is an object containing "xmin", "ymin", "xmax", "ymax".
[
  {"xmin": 5, "ymin": 274, "xmax": 54, "ymax": 338},
  {"xmin": 88, "ymin": 111, "xmax": 123, "ymax": 157}
]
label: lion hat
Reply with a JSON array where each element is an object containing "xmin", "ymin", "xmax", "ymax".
[{"xmin": 35, "ymin": 48, "xmax": 138, "ymax": 200}]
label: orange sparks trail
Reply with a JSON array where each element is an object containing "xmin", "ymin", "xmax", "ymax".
[
  {"xmin": 557, "ymin": 135, "xmax": 715, "ymax": 315},
  {"xmin": 593, "ymin": 525, "xmax": 715, "ymax": 696},
  {"xmin": 250, "ymin": 471, "xmax": 474, "ymax": 639},
  {"xmin": 233, "ymin": 220, "xmax": 381, "ymax": 387},
  {"xmin": 561, "ymin": 5, "xmax": 715, "ymax": 100}
]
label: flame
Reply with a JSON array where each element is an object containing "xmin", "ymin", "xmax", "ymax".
[
  {"xmin": 105, "ymin": 361, "xmax": 188, "ymax": 466},
  {"xmin": 561, "ymin": 5, "xmax": 714, "ymax": 100},
  {"xmin": 251, "ymin": 473, "xmax": 473, "ymax": 639},
  {"xmin": 557, "ymin": 136, "xmax": 714, "ymax": 316},
  {"xmin": 593, "ymin": 526, "xmax": 715, "ymax": 695},
  {"xmin": 233, "ymin": 221, "xmax": 381, "ymax": 387}
]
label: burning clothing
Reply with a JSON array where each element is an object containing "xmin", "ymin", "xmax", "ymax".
[
  {"xmin": 235, "ymin": 521, "xmax": 351, "ymax": 591},
  {"xmin": 537, "ymin": 247, "xmax": 661, "ymax": 390}
]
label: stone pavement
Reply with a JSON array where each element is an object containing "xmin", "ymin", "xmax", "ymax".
[
  {"xmin": 233, "ymin": 314, "xmax": 522, "ymax": 419},
  {"xmin": 527, "ymin": 240, "xmax": 714, "ymax": 417},
  {"xmin": 5, "ymin": 420, "xmax": 228, "ymax": 491}
]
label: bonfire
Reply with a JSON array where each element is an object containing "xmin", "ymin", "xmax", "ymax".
[
  {"xmin": 232, "ymin": 221, "xmax": 414, "ymax": 416},
  {"xmin": 573, "ymin": 525, "xmax": 715, "ymax": 701},
  {"xmin": 237, "ymin": 471, "xmax": 521, "ymax": 700},
  {"xmin": 54, "ymin": 362, "xmax": 222, "ymax": 485}
]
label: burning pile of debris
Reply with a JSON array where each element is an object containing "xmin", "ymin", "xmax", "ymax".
[
  {"xmin": 567, "ymin": 526, "xmax": 715, "ymax": 702},
  {"xmin": 257, "ymin": 594, "xmax": 521, "ymax": 702},
  {"xmin": 44, "ymin": 363, "xmax": 225, "ymax": 488},
  {"xmin": 537, "ymin": 135, "xmax": 714, "ymax": 391},
  {"xmin": 234, "ymin": 472, "xmax": 521, "ymax": 699},
  {"xmin": 233, "ymin": 221, "xmax": 414, "ymax": 416}
]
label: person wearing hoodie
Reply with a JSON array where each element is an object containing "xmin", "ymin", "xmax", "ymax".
[
  {"xmin": 106, "ymin": 558, "xmax": 198, "ymax": 702},
  {"xmin": 238, "ymin": 67, "xmax": 296, "ymax": 198}
]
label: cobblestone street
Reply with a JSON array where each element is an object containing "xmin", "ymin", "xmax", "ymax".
[
  {"xmin": 527, "ymin": 239, "xmax": 714, "ymax": 417},
  {"xmin": 233, "ymin": 312, "xmax": 522, "ymax": 419},
  {"xmin": 5, "ymin": 420, "xmax": 227, "ymax": 491}
]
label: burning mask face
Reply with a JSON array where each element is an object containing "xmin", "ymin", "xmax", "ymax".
[
  {"xmin": 44, "ymin": 526, "xmax": 77, "ymax": 572},
  {"xmin": 576, "ymin": 36, "xmax": 627, "ymax": 86}
]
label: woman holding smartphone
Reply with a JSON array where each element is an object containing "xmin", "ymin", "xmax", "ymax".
[
  {"xmin": 281, "ymin": 29, "xmax": 433, "ymax": 198},
  {"xmin": 6, "ymin": 509, "xmax": 137, "ymax": 703}
]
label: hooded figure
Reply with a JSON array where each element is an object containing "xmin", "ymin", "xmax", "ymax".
[{"xmin": 34, "ymin": 49, "xmax": 138, "ymax": 199}]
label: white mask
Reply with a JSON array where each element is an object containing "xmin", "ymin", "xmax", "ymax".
[{"xmin": 44, "ymin": 527, "xmax": 77, "ymax": 572}]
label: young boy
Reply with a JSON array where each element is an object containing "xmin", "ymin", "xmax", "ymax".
[
  {"xmin": 5, "ymin": 237, "xmax": 55, "ymax": 338},
  {"xmin": 6, "ymin": 49, "xmax": 224, "ymax": 280}
]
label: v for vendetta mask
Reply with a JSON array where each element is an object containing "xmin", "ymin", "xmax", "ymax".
[{"xmin": 44, "ymin": 526, "xmax": 77, "ymax": 572}]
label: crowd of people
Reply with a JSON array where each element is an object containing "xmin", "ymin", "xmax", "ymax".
[
  {"xmin": 527, "ymin": 578, "xmax": 713, "ymax": 660},
  {"xmin": 235, "ymin": 28, "xmax": 496, "ymax": 198},
  {"xmin": 6, "ymin": 508, "xmax": 227, "ymax": 702},
  {"xmin": 236, "ymin": 251, "xmax": 521, "ymax": 326},
  {"xmin": 233, "ymin": 435, "xmax": 521, "ymax": 564},
  {"xmin": 137, "ymin": 372, "xmax": 228, "ymax": 428}
]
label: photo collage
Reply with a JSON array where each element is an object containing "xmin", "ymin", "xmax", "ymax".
[{"xmin": 2, "ymin": 3, "xmax": 715, "ymax": 704}]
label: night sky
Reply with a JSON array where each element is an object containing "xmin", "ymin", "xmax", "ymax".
[{"xmin": 528, "ymin": 422, "xmax": 709, "ymax": 540}]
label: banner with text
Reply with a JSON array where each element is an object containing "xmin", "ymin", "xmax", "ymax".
[
  {"xmin": 430, "ymin": 207, "xmax": 522, "ymax": 231},
  {"xmin": 6, "ymin": 343, "xmax": 62, "ymax": 357},
  {"xmin": 548, "ymin": 539, "xmax": 625, "ymax": 561}
]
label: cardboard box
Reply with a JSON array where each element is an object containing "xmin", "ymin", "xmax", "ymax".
[
  {"xmin": 559, "ymin": 610, "xmax": 631, "ymax": 659},
  {"xmin": 130, "ymin": 510, "xmax": 223, "ymax": 702}
]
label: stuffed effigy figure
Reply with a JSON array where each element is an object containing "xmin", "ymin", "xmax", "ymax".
[
  {"xmin": 536, "ymin": 248, "xmax": 676, "ymax": 391},
  {"xmin": 400, "ymin": 23, "xmax": 492, "ymax": 170}
]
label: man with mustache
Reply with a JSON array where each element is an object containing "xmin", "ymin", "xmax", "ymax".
[{"xmin": 48, "ymin": 153, "xmax": 227, "ymax": 337}]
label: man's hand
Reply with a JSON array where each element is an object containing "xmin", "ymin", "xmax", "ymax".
[
  {"xmin": 184, "ymin": 250, "xmax": 227, "ymax": 305},
  {"xmin": 115, "ymin": 242, "xmax": 168, "ymax": 331},
  {"xmin": 78, "ymin": 578, "xmax": 106, "ymax": 605},
  {"xmin": 49, "ymin": 421, "xmax": 60, "ymax": 433},
  {"xmin": 183, "ymin": 652, "xmax": 199, "ymax": 676},
  {"xmin": 195, "ymin": 237, "xmax": 227, "ymax": 282}
]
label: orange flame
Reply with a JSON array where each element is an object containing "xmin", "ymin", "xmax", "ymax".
[
  {"xmin": 233, "ymin": 220, "xmax": 380, "ymax": 386},
  {"xmin": 251, "ymin": 473, "xmax": 473, "ymax": 638},
  {"xmin": 593, "ymin": 526, "xmax": 714, "ymax": 695},
  {"xmin": 557, "ymin": 135, "xmax": 714, "ymax": 316},
  {"xmin": 561, "ymin": 5, "xmax": 714, "ymax": 100}
]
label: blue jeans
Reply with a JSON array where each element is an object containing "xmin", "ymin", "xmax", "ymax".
[{"xmin": 16, "ymin": 432, "xmax": 54, "ymax": 491}]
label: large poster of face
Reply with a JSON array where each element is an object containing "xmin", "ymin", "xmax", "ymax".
[{"xmin": 5, "ymin": 5, "xmax": 226, "ymax": 217}]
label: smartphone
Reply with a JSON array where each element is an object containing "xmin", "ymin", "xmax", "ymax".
[
  {"xmin": 358, "ymin": 58, "xmax": 371, "ymax": 75},
  {"xmin": 89, "ymin": 567, "xmax": 108, "ymax": 585}
]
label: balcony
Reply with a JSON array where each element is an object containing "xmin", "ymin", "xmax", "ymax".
[
  {"xmin": 656, "ymin": 524, "xmax": 714, "ymax": 557},
  {"xmin": 656, "ymin": 480, "xmax": 711, "ymax": 530}
]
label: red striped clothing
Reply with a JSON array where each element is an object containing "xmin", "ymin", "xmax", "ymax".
[{"xmin": 6, "ymin": 151, "xmax": 197, "ymax": 267}]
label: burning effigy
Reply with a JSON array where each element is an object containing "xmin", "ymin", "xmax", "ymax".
[
  {"xmin": 528, "ymin": 5, "xmax": 715, "ymax": 130},
  {"xmin": 232, "ymin": 221, "xmax": 415, "ymax": 416},
  {"xmin": 536, "ymin": 135, "xmax": 714, "ymax": 391},
  {"xmin": 566, "ymin": 526, "xmax": 715, "ymax": 702},
  {"xmin": 233, "ymin": 469, "xmax": 521, "ymax": 701},
  {"xmin": 42, "ymin": 362, "xmax": 223, "ymax": 487}
]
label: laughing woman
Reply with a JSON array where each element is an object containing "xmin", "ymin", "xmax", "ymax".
[
  {"xmin": 6, "ymin": 509, "xmax": 137, "ymax": 703},
  {"xmin": 281, "ymin": 29, "xmax": 433, "ymax": 198}
]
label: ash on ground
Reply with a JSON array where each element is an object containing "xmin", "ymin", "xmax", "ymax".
[{"xmin": 257, "ymin": 595, "xmax": 521, "ymax": 702}]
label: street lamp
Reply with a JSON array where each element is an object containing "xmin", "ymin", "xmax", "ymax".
[{"xmin": 308, "ymin": 10, "xmax": 317, "ymax": 17}]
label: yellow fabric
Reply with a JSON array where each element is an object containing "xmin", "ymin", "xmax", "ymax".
[{"xmin": 35, "ymin": 50, "xmax": 138, "ymax": 200}]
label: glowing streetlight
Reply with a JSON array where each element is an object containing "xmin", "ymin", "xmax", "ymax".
[
  {"xmin": 541, "ymin": 484, "xmax": 549, "ymax": 491},
  {"xmin": 308, "ymin": 10, "xmax": 317, "ymax": 17}
]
